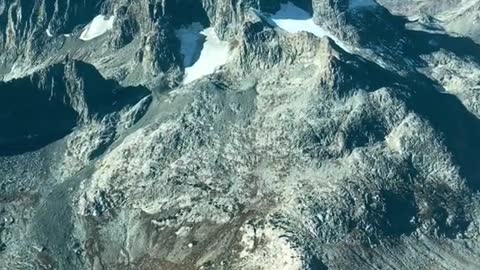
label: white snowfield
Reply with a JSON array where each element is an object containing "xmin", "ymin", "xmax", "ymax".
[
  {"xmin": 46, "ymin": 28, "xmax": 53, "ymax": 37},
  {"xmin": 176, "ymin": 24, "xmax": 230, "ymax": 84},
  {"xmin": 269, "ymin": 2, "xmax": 350, "ymax": 51},
  {"xmin": 80, "ymin": 15, "xmax": 115, "ymax": 41}
]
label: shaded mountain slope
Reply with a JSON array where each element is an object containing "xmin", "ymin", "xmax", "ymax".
[
  {"xmin": 2, "ymin": 1, "xmax": 480, "ymax": 270},
  {"xmin": 0, "ymin": 59, "xmax": 149, "ymax": 155}
]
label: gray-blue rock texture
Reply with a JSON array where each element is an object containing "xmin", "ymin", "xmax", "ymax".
[{"xmin": 1, "ymin": 0, "xmax": 480, "ymax": 269}]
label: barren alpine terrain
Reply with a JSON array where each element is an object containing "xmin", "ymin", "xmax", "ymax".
[{"xmin": 1, "ymin": 0, "xmax": 480, "ymax": 269}]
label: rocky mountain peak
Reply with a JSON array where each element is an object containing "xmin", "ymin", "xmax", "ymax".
[{"xmin": 2, "ymin": 1, "xmax": 480, "ymax": 269}]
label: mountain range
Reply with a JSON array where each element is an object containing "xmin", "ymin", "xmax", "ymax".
[{"xmin": 1, "ymin": 0, "xmax": 480, "ymax": 269}]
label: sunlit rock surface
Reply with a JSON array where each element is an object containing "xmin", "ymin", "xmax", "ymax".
[{"xmin": 2, "ymin": 1, "xmax": 480, "ymax": 269}]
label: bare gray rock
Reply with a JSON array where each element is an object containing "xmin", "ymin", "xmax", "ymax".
[{"xmin": 2, "ymin": 0, "xmax": 480, "ymax": 270}]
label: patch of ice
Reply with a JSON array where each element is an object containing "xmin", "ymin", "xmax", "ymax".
[
  {"xmin": 177, "ymin": 24, "xmax": 230, "ymax": 84},
  {"xmin": 269, "ymin": 2, "xmax": 350, "ymax": 51},
  {"xmin": 349, "ymin": 0, "xmax": 376, "ymax": 9},
  {"xmin": 46, "ymin": 28, "xmax": 53, "ymax": 37},
  {"xmin": 80, "ymin": 15, "xmax": 115, "ymax": 41}
]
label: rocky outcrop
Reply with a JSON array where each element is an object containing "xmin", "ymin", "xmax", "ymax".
[
  {"xmin": 2, "ymin": 0, "xmax": 480, "ymax": 270},
  {"xmin": 378, "ymin": 0, "xmax": 480, "ymax": 44},
  {"xmin": 0, "ymin": 0, "xmax": 102, "ymax": 61}
]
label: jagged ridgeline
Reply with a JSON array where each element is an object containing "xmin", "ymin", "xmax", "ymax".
[{"xmin": 1, "ymin": 0, "xmax": 480, "ymax": 270}]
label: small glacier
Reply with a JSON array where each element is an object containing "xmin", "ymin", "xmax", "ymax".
[
  {"xmin": 176, "ymin": 24, "xmax": 230, "ymax": 84},
  {"xmin": 80, "ymin": 15, "xmax": 115, "ymax": 41}
]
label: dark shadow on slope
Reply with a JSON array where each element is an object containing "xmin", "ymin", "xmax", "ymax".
[
  {"xmin": 0, "ymin": 65, "xmax": 78, "ymax": 156},
  {"xmin": 335, "ymin": 3, "xmax": 480, "ymax": 191},
  {"xmin": 406, "ymin": 73, "xmax": 480, "ymax": 192},
  {"xmin": 181, "ymin": 32, "xmax": 206, "ymax": 68},
  {"xmin": 345, "ymin": 2, "xmax": 408, "ymax": 45},
  {"xmin": 47, "ymin": 0, "xmax": 103, "ymax": 34},
  {"xmin": 189, "ymin": 35, "xmax": 205, "ymax": 67},
  {"xmin": 0, "ymin": 61, "xmax": 150, "ymax": 156},
  {"xmin": 164, "ymin": 0, "xmax": 210, "ymax": 28},
  {"xmin": 307, "ymin": 256, "xmax": 329, "ymax": 270},
  {"xmin": 329, "ymin": 33, "xmax": 480, "ymax": 193},
  {"xmin": 406, "ymin": 29, "xmax": 480, "ymax": 64},
  {"xmin": 270, "ymin": 1, "xmax": 312, "ymax": 20},
  {"xmin": 165, "ymin": 0, "xmax": 210, "ymax": 71},
  {"xmin": 71, "ymin": 61, "xmax": 150, "ymax": 115},
  {"xmin": 392, "ymin": 14, "xmax": 480, "ymax": 192},
  {"xmin": 380, "ymin": 189, "xmax": 418, "ymax": 236},
  {"xmin": 348, "ymin": 50, "xmax": 480, "ymax": 193},
  {"xmin": 290, "ymin": 0, "xmax": 314, "ymax": 14},
  {"xmin": 318, "ymin": 38, "xmax": 407, "ymax": 97},
  {"xmin": 338, "ymin": 2, "xmax": 480, "ymax": 70}
]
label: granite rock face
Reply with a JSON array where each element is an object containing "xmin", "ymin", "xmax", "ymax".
[{"xmin": 2, "ymin": 0, "xmax": 480, "ymax": 269}]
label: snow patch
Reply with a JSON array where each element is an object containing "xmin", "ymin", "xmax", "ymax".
[
  {"xmin": 80, "ymin": 15, "xmax": 115, "ymax": 41},
  {"xmin": 269, "ymin": 2, "xmax": 350, "ymax": 51},
  {"xmin": 176, "ymin": 24, "xmax": 230, "ymax": 84},
  {"xmin": 46, "ymin": 28, "xmax": 53, "ymax": 37}
]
